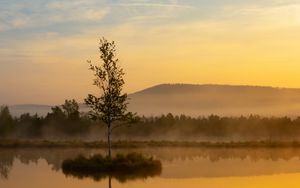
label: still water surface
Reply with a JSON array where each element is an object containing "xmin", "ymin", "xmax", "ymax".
[{"xmin": 2, "ymin": 147, "xmax": 300, "ymax": 188}]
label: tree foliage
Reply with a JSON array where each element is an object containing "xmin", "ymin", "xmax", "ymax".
[
  {"xmin": 0, "ymin": 106, "xmax": 14, "ymax": 137},
  {"xmin": 84, "ymin": 38, "xmax": 135, "ymax": 158},
  {"xmin": 85, "ymin": 38, "xmax": 133, "ymax": 125},
  {"xmin": 62, "ymin": 99, "xmax": 80, "ymax": 120}
]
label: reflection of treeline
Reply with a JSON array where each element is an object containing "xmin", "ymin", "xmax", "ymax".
[
  {"xmin": 2, "ymin": 147, "xmax": 300, "ymax": 179},
  {"xmin": 0, "ymin": 148, "xmax": 102, "ymax": 178},
  {"xmin": 2, "ymin": 100, "xmax": 300, "ymax": 140}
]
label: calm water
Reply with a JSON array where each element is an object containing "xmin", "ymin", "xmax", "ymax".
[{"xmin": 2, "ymin": 147, "xmax": 300, "ymax": 188}]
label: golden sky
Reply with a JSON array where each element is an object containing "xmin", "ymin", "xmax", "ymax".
[{"xmin": 1, "ymin": 0, "xmax": 300, "ymax": 104}]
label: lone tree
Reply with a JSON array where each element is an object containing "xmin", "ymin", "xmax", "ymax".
[{"xmin": 85, "ymin": 38, "xmax": 135, "ymax": 159}]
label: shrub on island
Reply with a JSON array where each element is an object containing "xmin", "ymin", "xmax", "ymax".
[{"xmin": 62, "ymin": 152, "xmax": 162, "ymax": 182}]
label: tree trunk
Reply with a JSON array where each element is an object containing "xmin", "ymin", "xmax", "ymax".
[
  {"xmin": 108, "ymin": 176, "xmax": 112, "ymax": 188},
  {"xmin": 107, "ymin": 123, "xmax": 112, "ymax": 160}
]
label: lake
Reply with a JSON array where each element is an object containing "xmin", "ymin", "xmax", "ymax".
[{"xmin": 2, "ymin": 147, "xmax": 300, "ymax": 188}]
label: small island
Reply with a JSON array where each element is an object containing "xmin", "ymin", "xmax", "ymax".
[{"xmin": 62, "ymin": 153, "xmax": 162, "ymax": 182}]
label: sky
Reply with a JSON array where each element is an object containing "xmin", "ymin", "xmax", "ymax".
[{"xmin": 1, "ymin": 0, "xmax": 300, "ymax": 105}]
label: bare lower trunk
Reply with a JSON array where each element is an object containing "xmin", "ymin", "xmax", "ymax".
[
  {"xmin": 107, "ymin": 124, "xmax": 112, "ymax": 159},
  {"xmin": 108, "ymin": 176, "xmax": 112, "ymax": 188}
]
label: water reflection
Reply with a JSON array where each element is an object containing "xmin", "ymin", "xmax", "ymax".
[
  {"xmin": 0, "ymin": 155, "xmax": 12, "ymax": 179},
  {"xmin": 63, "ymin": 166, "xmax": 161, "ymax": 183},
  {"xmin": 2, "ymin": 147, "xmax": 300, "ymax": 180}
]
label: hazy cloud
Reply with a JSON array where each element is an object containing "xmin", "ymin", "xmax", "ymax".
[
  {"xmin": 0, "ymin": 0, "xmax": 110, "ymax": 31},
  {"xmin": 0, "ymin": 0, "xmax": 192, "ymax": 31}
]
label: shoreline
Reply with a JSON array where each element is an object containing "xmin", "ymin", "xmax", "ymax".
[{"xmin": 2, "ymin": 140, "xmax": 300, "ymax": 148}]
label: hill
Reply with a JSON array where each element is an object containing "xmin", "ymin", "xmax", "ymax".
[
  {"xmin": 7, "ymin": 84, "xmax": 300, "ymax": 117},
  {"xmin": 128, "ymin": 84, "xmax": 300, "ymax": 116}
]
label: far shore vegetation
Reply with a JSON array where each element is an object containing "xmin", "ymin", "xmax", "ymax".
[
  {"xmin": 2, "ymin": 104, "xmax": 300, "ymax": 142},
  {"xmin": 3, "ymin": 140, "xmax": 300, "ymax": 148}
]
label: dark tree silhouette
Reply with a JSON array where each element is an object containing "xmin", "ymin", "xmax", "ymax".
[
  {"xmin": 44, "ymin": 99, "xmax": 89, "ymax": 136},
  {"xmin": 0, "ymin": 106, "xmax": 14, "ymax": 137},
  {"xmin": 85, "ymin": 38, "xmax": 135, "ymax": 159},
  {"xmin": 62, "ymin": 99, "xmax": 80, "ymax": 120}
]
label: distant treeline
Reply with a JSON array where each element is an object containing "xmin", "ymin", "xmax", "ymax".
[
  {"xmin": 0, "ymin": 100, "xmax": 90, "ymax": 139},
  {"xmin": 1, "ymin": 100, "xmax": 300, "ymax": 141}
]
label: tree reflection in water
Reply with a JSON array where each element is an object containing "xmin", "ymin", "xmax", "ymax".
[{"xmin": 0, "ymin": 157, "xmax": 12, "ymax": 179}]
